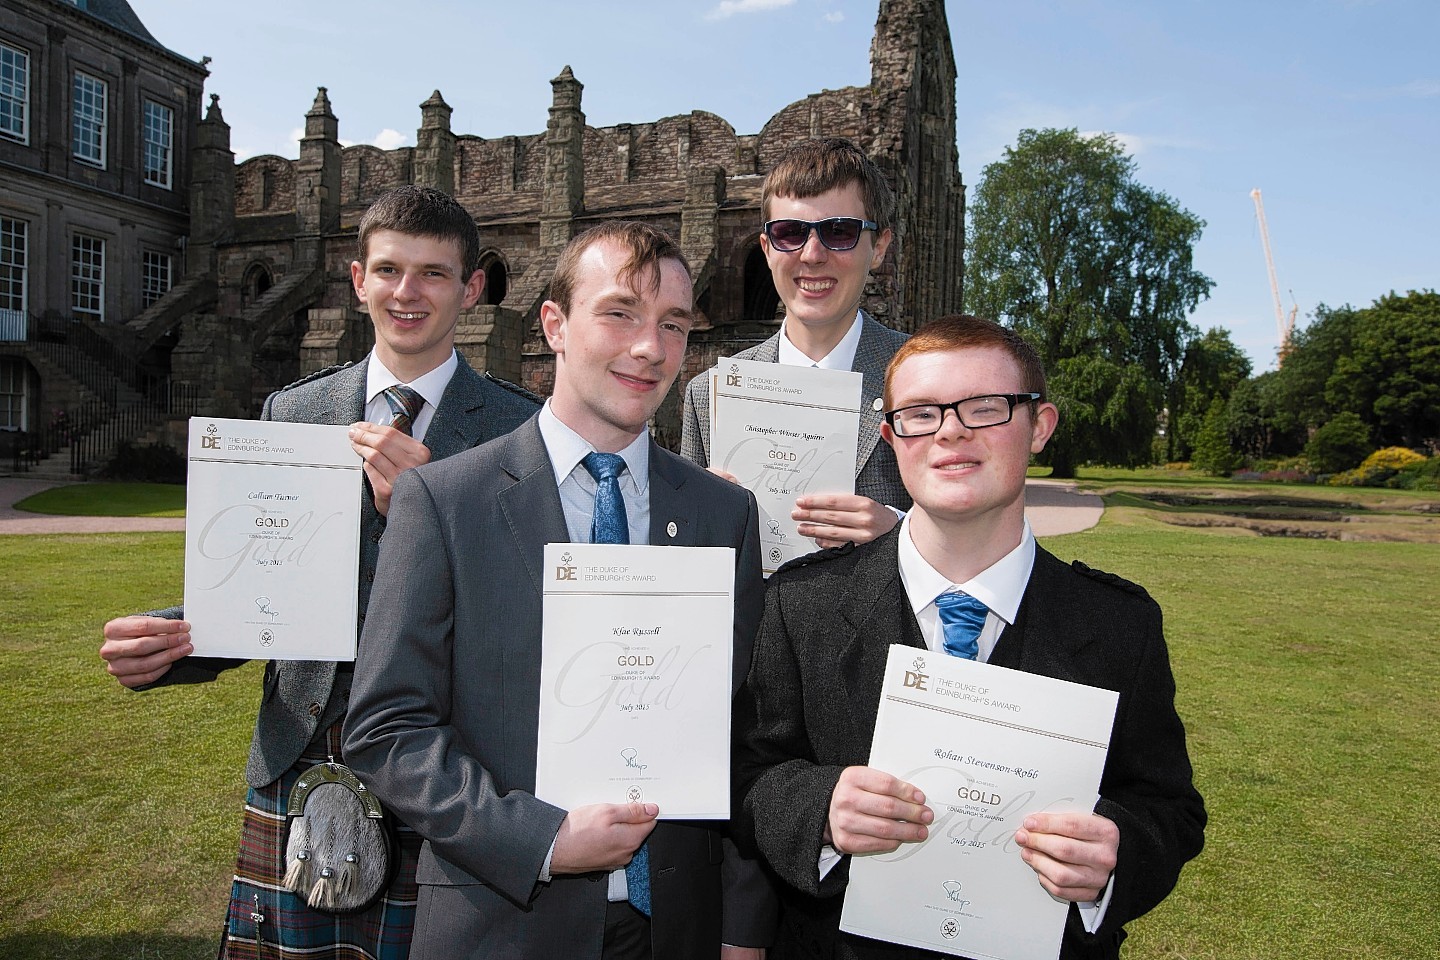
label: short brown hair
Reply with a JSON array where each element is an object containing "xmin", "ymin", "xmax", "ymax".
[
  {"xmin": 884, "ymin": 315, "xmax": 1048, "ymax": 409},
  {"xmin": 549, "ymin": 221, "xmax": 692, "ymax": 313},
  {"xmin": 761, "ymin": 137, "xmax": 896, "ymax": 231},
  {"xmin": 357, "ymin": 185, "xmax": 481, "ymax": 280}
]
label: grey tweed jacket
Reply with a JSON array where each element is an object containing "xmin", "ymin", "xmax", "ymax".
[
  {"xmin": 144, "ymin": 355, "xmax": 540, "ymax": 788},
  {"xmin": 679, "ymin": 312, "xmax": 911, "ymax": 512}
]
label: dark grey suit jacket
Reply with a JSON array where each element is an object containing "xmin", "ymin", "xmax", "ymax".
[
  {"xmin": 146, "ymin": 356, "xmax": 539, "ymax": 788},
  {"xmin": 343, "ymin": 416, "xmax": 775, "ymax": 959},
  {"xmin": 680, "ymin": 312, "xmax": 911, "ymax": 512},
  {"xmin": 733, "ymin": 530, "xmax": 1206, "ymax": 960}
]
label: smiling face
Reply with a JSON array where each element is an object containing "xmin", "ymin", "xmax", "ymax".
[
  {"xmin": 541, "ymin": 238, "xmax": 694, "ymax": 452},
  {"xmin": 761, "ymin": 182, "xmax": 892, "ymax": 356},
  {"xmin": 351, "ymin": 229, "xmax": 483, "ymax": 381},
  {"xmin": 883, "ymin": 346, "xmax": 1058, "ymax": 535}
]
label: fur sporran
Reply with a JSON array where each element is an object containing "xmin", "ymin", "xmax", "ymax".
[{"xmin": 283, "ymin": 761, "xmax": 394, "ymax": 914}]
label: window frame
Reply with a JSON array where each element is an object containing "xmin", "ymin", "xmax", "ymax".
[
  {"xmin": 0, "ymin": 40, "xmax": 29, "ymax": 145},
  {"xmin": 72, "ymin": 70, "xmax": 108, "ymax": 168},
  {"xmin": 142, "ymin": 99, "xmax": 173, "ymax": 188},
  {"xmin": 141, "ymin": 249, "xmax": 172, "ymax": 308},
  {"xmin": 71, "ymin": 232, "xmax": 105, "ymax": 320},
  {"xmin": 0, "ymin": 216, "xmax": 27, "ymax": 315}
]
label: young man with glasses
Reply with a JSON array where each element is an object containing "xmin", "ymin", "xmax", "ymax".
[
  {"xmin": 732, "ymin": 315, "xmax": 1205, "ymax": 959},
  {"xmin": 681, "ymin": 137, "xmax": 911, "ymax": 548}
]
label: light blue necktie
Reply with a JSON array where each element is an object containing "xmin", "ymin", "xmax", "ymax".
[
  {"xmin": 580, "ymin": 452, "xmax": 650, "ymax": 915},
  {"xmin": 382, "ymin": 385, "xmax": 424, "ymax": 437},
  {"xmin": 935, "ymin": 591, "xmax": 987, "ymax": 660}
]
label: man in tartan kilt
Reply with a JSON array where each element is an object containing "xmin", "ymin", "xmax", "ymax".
[{"xmin": 99, "ymin": 185, "xmax": 539, "ymax": 959}]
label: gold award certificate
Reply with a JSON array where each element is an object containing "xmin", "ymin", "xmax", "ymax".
[
  {"xmin": 709, "ymin": 358, "xmax": 862, "ymax": 574},
  {"xmin": 840, "ymin": 645, "xmax": 1119, "ymax": 960},
  {"xmin": 535, "ymin": 543, "xmax": 735, "ymax": 819},
  {"xmin": 183, "ymin": 417, "xmax": 362, "ymax": 661}
]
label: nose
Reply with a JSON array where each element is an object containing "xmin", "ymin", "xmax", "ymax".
[
  {"xmin": 393, "ymin": 270, "xmax": 421, "ymax": 300},
  {"xmin": 630, "ymin": 321, "xmax": 665, "ymax": 364},
  {"xmin": 798, "ymin": 227, "xmax": 829, "ymax": 263},
  {"xmin": 936, "ymin": 406, "xmax": 973, "ymax": 440}
]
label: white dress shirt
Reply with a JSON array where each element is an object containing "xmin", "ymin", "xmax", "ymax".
[{"xmin": 776, "ymin": 310, "xmax": 864, "ymax": 369}]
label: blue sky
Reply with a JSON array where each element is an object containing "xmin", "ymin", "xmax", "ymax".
[{"xmin": 126, "ymin": 0, "xmax": 1438, "ymax": 373}]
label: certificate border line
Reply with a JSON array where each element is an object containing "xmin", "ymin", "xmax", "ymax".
[
  {"xmin": 713, "ymin": 391, "xmax": 861, "ymax": 415},
  {"xmin": 544, "ymin": 590, "xmax": 732, "ymax": 597},
  {"xmin": 189, "ymin": 457, "xmax": 362, "ymax": 470},
  {"xmin": 883, "ymin": 694, "xmax": 1109, "ymax": 749}
]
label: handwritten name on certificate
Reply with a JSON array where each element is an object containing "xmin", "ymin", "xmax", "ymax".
[
  {"xmin": 709, "ymin": 358, "xmax": 861, "ymax": 574},
  {"xmin": 840, "ymin": 646, "xmax": 1119, "ymax": 960},
  {"xmin": 535, "ymin": 544, "xmax": 735, "ymax": 819},
  {"xmin": 183, "ymin": 417, "xmax": 362, "ymax": 661}
]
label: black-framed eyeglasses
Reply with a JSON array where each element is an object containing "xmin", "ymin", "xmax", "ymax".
[
  {"xmin": 884, "ymin": 394, "xmax": 1042, "ymax": 437},
  {"xmin": 762, "ymin": 217, "xmax": 879, "ymax": 252}
]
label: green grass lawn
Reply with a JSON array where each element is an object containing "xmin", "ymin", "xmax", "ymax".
[
  {"xmin": 14, "ymin": 482, "xmax": 186, "ymax": 517},
  {"xmin": 1, "ymin": 511, "xmax": 1437, "ymax": 958}
]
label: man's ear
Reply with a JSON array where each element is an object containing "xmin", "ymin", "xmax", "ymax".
[
  {"xmin": 1029, "ymin": 401, "xmax": 1060, "ymax": 455},
  {"xmin": 350, "ymin": 260, "xmax": 366, "ymax": 301},
  {"xmin": 870, "ymin": 227, "xmax": 893, "ymax": 271},
  {"xmin": 881, "ymin": 421, "xmax": 895, "ymax": 448},
  {"xmin": 461, "ymin": 269, "xmax": 486, "ymax": 310},
  {"xmin": 539, "ymin": 300, "xmax": 566, "ymax": 355}
]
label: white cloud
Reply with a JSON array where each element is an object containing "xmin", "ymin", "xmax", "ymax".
[
  {"xmin": 705, "ymin": 0, "xmax": 796, "ymax": 22},
  {"xmin": 824, "ymin": 11, "xmax": 845, "ymax": 22},
  {"xmin": 371, "ymin": 128, "xmax": 408, "ymax": 150}
]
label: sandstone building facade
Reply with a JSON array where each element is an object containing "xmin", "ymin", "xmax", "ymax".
[{"xmin": 5, "ymin": 0, "xmax": 962, "ymax": 461}]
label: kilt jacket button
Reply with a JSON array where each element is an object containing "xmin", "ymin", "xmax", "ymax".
[{"xmin": 308, "ymin": 702, "xmax": 322, "ymax": 717}]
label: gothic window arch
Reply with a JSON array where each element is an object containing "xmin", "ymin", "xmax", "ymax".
[
  {"xmin": 742, "ymin": 241, "xmax": 780, "ymax": 325},
  {"xmin": 479, "ymin": 250, "xmax": 509, "ymax": 306},
  {"xmin": 242, "ymin": 262, "xmax": 273, "ymax": 307}
]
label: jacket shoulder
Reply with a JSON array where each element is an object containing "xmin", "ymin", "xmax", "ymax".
[
  {"xmin": 274, "ymin": 361, "xmax": 357, "ymax": 395},
  {"xmin": 771, "ymin": 539, "xmax": 864, "ymax": 582},
  {"xmin": 1065, "ymin": 559, "xmax": 1155, "ymax": 604},
  {"xmin": 481, "ymin": 371, "xmax": 543, "ymax": 407}
]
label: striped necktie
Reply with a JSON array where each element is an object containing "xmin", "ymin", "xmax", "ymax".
[{"xmin": 382, "ymin": 385, "xmax": 425, "ymax": 437}]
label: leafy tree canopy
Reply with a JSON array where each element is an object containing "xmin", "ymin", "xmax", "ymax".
[{"xmin": 965, "ymin": 128, "xmax": 1213, "ymax": 476}]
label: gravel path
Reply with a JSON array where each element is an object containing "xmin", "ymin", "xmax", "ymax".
[{"xmin": 1, "ymin": 476, "xmax": 1104, "ymax": 537}]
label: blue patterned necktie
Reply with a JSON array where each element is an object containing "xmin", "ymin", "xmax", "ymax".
[
  {"xmin": 935, "ymin": 591, "xmax": 987, "ymax": 660},
  {"xmin": 382, "ymin": 385, "xmax": 425, "ymax": 437},
  {"xmin": 580, "ymin": 451, "xmax": 650, "ymax": 915}
]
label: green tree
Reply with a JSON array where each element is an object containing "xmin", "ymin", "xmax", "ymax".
[
  {"xmin": 1193, "ymin": 396, "xmax": 1243, "ymax": 476},
  {"xmin": 1305, "ymin": 412, "xmax": 1373, "ymax": 474},
  {"xmin": 1170, "ymin": 327, "xmax": 1252, "ymax": 461},
  {"xmin": 965, "ymin": 128, "xmax": 1214, "ymax": 477},
  {"xmin": 1269, "ymin": 302, "xmax": 1358, "ymax": 435},
  {"xmin": 1328, "ymin": 291, "xmax": 1440, "ymax": 448}
]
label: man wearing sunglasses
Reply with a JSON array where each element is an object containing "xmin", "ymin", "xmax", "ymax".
[
  {"xmin": 681, "ymin": 137, "xmax": 911, "ymax": 549},
  {"xmin": 732, "ymin": 315, "xmax": 1205, "ymax": 959}
]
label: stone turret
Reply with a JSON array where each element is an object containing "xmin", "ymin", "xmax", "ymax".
[
  {"xmin": 415, "ymin": 90, "xmax": 456, "ymax": 195},
  {"xmin": 188, "ymin": 94, "xmax": 235, "ymax": 269},
  {"xmin": 541, "ymin": 66, "xmax": 585, "ymax": 250},
  {"xmin": 295, "ymin": 87, "xmax": 341, "ymax": 239}
]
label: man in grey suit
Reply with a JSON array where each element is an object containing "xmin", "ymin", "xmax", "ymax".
[
  {"xmin": 99, "ymin": 186, "xmax": 539, "ymax": 959},
  {"xmin": 343, "ymin": 221, "xmax": 774, "ymax": 960},
  {"xmin": 733, "ymin": 316, "xmax": 1205, "ymax": 959},
  {"xmin": 681, "ymin": 137, "xmax": 910, "ymax": 549}
]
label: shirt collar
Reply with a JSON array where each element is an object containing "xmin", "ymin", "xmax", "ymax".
[
  {"xmin": 777, "ymin": 310, "xmax": 864, "ymax": 370},
  {"xmin": 365, "ymin": 350, "xmax": 458, "ymax": 410},
  {"xmin": 537, "ymin": 400, "xmax": 650, "ymax": 495},
  {"xmin": 897, "ymin": 514, "xmax": 1036, "ymax": 625}
]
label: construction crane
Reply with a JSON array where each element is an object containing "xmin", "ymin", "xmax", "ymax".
[{"xmin": 1250, "ymin": 188, "xmax": 1298, "ymax": 361}]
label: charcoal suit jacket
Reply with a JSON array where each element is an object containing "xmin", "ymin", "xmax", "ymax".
[
  {"xmin": 733, "ymin": 529, "xmax": 1206, "ymax": 960},
  {"xmin": 343, "ymin": 415, "xmax": 777, "ymax": 959}
]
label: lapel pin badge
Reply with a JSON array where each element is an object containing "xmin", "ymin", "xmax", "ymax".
[
  {"xmin": 871, "ymin": 397, "xmax": 885, "ymax": 412},
  {"xmin": 667, "ymin": 521, "xmax": 678, "ymax": 538}
]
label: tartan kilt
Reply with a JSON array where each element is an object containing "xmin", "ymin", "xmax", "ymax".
[{"xmin": 220, "ymin": 728, "xmax": 421, "ymax": 960}]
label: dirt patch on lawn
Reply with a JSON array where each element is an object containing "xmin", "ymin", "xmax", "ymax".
[{"xmin": 1106, "ymin": 489, "xmax": 1440, "ymax": 544}]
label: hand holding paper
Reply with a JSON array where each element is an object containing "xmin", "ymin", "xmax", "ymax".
[
  {"xmin": 827, "ymin": 765, "xmax": 932, "ymax": 855},
  {"xmin": 1015, "ymin": 810, "xmax": 1118, "ymax": 902}
]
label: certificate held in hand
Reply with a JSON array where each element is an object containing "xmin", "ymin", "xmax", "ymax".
[
  {"xmin": 535, "ymin": 543, "xmax": 735, "ymax": 819},
  {"xmin": 183, "ymin": 416, "xmax": 362, "ymax": 661}
]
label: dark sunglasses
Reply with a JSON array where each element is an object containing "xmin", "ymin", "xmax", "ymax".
[{"xmin": 762, "ymin": 217, "xmax": 879, "ymax": 252}]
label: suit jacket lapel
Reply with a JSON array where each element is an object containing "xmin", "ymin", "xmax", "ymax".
[
  {"xmin": 647, "ymin": 443, "xmax": 696, "ymax": 547},
  {"xmin": 990, "ymin": 546, "xmax": 1091, "ymax": 679},
  {"xmin": 834, "ymin": 531, "xmax": 925, "ymax": 749},
  {"xmin": 852, "ymin": 312, "xmax": 890, "ymax": 479},
  {"xmin": 496, "ymin": 419, "xmax": 571, "ymax": 597},
  {"xmin": 748, "ymin": 332, "xmax": 782, "ymax": 364},
  {"xmin": 322, "ymin": 361, "xmax": 368, "ymax": 426},
  {"xmin": 423, "ymin": 356, "xmax": 494, "ymax": 460}
]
